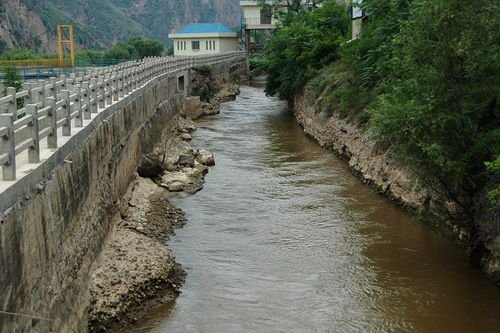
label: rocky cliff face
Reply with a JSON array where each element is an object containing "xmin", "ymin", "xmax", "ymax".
[
  {"xmin": 0, "ymin": 0, "xmax": 242, "ymax": 52},
  {"xmin": 0, "ymin": 0, "xmax": 58, "ymax": 52},
  {"xmin": 292, "ymin": 88, "xmax": 500, "ymax": 285}
]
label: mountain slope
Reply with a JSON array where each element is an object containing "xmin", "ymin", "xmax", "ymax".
[{"xmin": 0, "ymin": 0, "xmax": 242, "ymax": 52}]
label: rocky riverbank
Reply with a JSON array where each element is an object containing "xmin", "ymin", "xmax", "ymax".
[
  {"xmin": 292, "ymin": 88, "xmax": 500, "ymax": 285},
  {"xmin": 87, "ymin": 115, "xmax": 212, "ymax": 332},
  {"xmin": 87, "ymin": 111, "xmax": 219, "ymax": 332}
]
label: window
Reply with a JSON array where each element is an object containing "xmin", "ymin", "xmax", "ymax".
[
  {"xmin": 192, "ymin": 41, "xmax": 199, "ymax": 51},
  {"xmin": 260, "ymin": 7, "xmax": 272, "ymax": 24},
  {"xmin": 183, "ymin": 41, "xmax": 186, "ymax": 50},
  {"xmin": 212, "ymin": 40, "xmax": 216, "ymax": 50},
  {"xmin": 177, "ymin": 41, "xmax": 180, "ymax": 50},
  {"xmin": 206, "ymin": 40, "xmax": 209, "ymax": 50}
]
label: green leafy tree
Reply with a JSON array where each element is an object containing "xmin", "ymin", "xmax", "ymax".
[
  {"xmin": 485, "ymin": 157, "xmax": 500, "ymax": 206},
  {"xmin": 1, "ymin": 66, "xmax": 24, "ymax": 109},
  {"xmin": 264, "ymin": 0, "xmax": 349, "ymax": 99},
  {"xmin": 370, "ymin": 0, "xmax": 500, "ymax": 217},
  {"xmin": 332, "ymin": 0, "xmax": 413, "ymax": 116},
  {"xmin": 126, "ymin": 37, "xmax": 165, "ymax": 58}
]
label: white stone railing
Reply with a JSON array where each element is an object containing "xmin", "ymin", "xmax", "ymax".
[{"xmin": 0, "ymin": 52, "xmax": 246, "ymax": 181}]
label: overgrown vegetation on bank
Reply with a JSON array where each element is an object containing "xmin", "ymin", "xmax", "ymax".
[
  {"xmin": 260, "ymin": 0, "xmax": 499, "ymax": 218},
  {"xmin": 0, "ymin": 37, "xmax": 165, "ymax": 64}
]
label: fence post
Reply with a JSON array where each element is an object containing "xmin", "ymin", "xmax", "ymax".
[
  {"xmin": 0, "ymin": 114, "xmax": 16, "ymax": 180},
  {"xmin": 26, "ymin": 104, "xmax": 40, "ymax": 163},
  {"xmin": 99, "ymin": 77, "xmax": 106, "ymax": 109},
  {"xmin": 68, "ymin": 74, "xmax": 76, "ymax": 91},
  {"xmin": 124, "ymin": 70, "xmax": 130, "ymax": 95},
  {"xmin": 61, "ymin": 90, "xmax": 71, "ymax": 136},
  {"xmin": 7, "ymin": 87, "xmax": 18, "ymax": 119},
  {"xmin": 106, "ymin": 78, "xmax": 112, "ymax": 106},
  {"xmin": 25, "ymin": 83, "xmax": 34, "ymax": 105},
  {"xmin": 73, "ymin": 85, "xmax": 83, "ymax": 127},
  {"xmin": 49, "ymin": 77, "xmax": 57, "ymax": 100},
  {"xmin": 38, "ymin": 81, "xmax": 47, "ymax": 107},
  {"xmin": 81, "ymin": 82, "xmax": 91, "ymax": 120},
  {"xmin": 119, "ymin": 72, "xmax": 124, "ymax": 98},
  {"xmin": 90, "ymin": 78, "xmax": 98, "ymax": 113},
  {"xmin": 46, "ymin": 97, "xmax": 58, "ymax": 149},
  {"xmin": 112, "ymin": 75, "xmax": 118, "ymax": 101}
]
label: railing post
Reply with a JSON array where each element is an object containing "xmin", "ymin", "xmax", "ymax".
[
  {"xmin": 26, "ymin": 104, "xmax": 40, "ymax": 163},
  {"xmin": 49, "ymin": 77, "xmax": 57, "ymax": 100},
  {"xmin": 106, "ymin": 78, "xmax": 112, "ymax": 106},
  {"xmin": 7, "ymin": 87, "xmax": 18, "ymax": 119},
  {"xmin": 81, "ymin": 82, "xmax": 91, "ymax": 120},
  {"xmin": 73, "ymin": 85, "xmax": 83, "ymax": 127},
  {"xmin": 25, "ymin": 83, "xmax": 34, "ymax": 104},
  {"xmin": 68, "ymin": 73, "xmax": 76, "ymax": 91},
  {"xmin": 90, "ymin": 78, "xmax": 98, "ymax": 113},
  {"xmin": 0, "ymin": 114, "xmax": 16, "ymax": 180},
  {"xmin": 61, "ymin": 90, "xmax": 71, "ymax": 136},
  {"xmin": 38, "ymin": 81, "xmax": 47, "ymax": 107},
  {"xmin": 60, "ymin": 75, "xmax": 67, "ymax": 92},
  {"xmin": 99, "ymin": 77, "xmax": 106, "ymax": 109},
  {"xmin": 112, "ymin": 76, "xmax": 118, "ymax": 101},
  {"xmin": 46, "ymin": 97, "xmax": 58, "ymax": 149},
  {"xmin": 128, "ymin": 69, "xmax": 133, "ymax": 93},
  {"xmin": 119, "ymin": 72, "xmax": 124, "ymax": 98}
]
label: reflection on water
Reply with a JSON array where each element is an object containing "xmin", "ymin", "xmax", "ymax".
[{"xmin": 131, "ymin": 85, "xmax": 500, "ymax": 333}]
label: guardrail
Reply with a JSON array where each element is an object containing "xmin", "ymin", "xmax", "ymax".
[
  {"xmin": 0, "ymin": 58, "xmax": 73, "ymax": 68},
  {"xmin": 0, "ymin": 52, "xmax": 246, "ymax": 181}
]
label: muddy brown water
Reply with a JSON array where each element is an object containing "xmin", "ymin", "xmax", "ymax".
[{"xmin": 130, "ymin": 84, "xmax": 500, "ymax": 333}]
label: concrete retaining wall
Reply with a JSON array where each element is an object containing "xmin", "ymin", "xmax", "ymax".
[{"xmin": 0, "ymin": 56, "xmax": 246, "ymax": 332}]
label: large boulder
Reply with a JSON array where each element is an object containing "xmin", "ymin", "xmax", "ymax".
[
  {"xmin": 176, "ymin": 154, "xmax": 196, "ymax": 167},
  {"xmin": 196, "ymin": 149, "xmax": 215, "ymax": 166},
  {"xmin": 137, "ymin": 154, "xmax": 164, "ymax": 178}
]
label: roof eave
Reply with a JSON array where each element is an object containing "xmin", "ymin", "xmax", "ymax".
[{"xmin": 168, "ymin": 32, "xmax": 237, "ymax": 38}]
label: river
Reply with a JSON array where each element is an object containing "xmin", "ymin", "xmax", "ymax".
[{"xmin": 131, "ymin": 84, "xmax": 500, "ymax": 333}]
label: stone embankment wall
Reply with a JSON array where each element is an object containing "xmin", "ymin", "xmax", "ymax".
[
  {"xmin": 0, "ymin": 57, "xmax": 247, "ymax": 332},
  {"xmin": 292, "ymin": 89, "xmax": 500, "ymax": 285}
]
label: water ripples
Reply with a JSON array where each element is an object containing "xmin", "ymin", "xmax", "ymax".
[{"xmin": 130, "ymin": 85, "xmax": 500, "ymax": 333}]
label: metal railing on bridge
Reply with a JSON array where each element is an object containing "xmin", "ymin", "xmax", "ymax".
[{"xmin": 0, "ymin": 52, "xmax": 246, "ymax": 181}]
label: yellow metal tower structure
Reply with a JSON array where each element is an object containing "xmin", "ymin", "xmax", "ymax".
[{"xmin": 57, "ymin": 24, "xmax": 75, "ymax": 67}]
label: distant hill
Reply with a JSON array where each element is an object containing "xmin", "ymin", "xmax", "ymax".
[{"xmin": 0, "ymin": 0, "xmax": 242, "ymax": 52}]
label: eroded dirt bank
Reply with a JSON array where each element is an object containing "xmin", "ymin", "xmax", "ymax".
[
  {"xmin": 292, "ymin": 89, "xmax": 500, "ymax": 285},
  {"xmin": 88, "ymin": 84, "xmax": 239, "ymax": 332}
]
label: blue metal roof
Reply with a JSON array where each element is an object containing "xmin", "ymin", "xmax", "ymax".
[{"xmin": 177, "ymin": 22, "xmax": 234, "ymax": 34}]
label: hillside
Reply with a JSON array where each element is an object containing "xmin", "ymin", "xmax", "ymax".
[{"xmin": 0, "ymin": 0, "xmax": 242, "ymax": 52}]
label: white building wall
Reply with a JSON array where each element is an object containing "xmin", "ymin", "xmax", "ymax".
[
  {"xmin": 241, "ymin": 2, "xmax": 278, "ymax": 25},
  {"xmin": 217, "ymin": 38, "xmax": 239, "ymax": 53},
  {"xmin": 173, "ymin": 37, "xmax": 238, "ymax": 56}
]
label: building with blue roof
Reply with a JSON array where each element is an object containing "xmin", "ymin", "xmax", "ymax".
[{"xmin": 168, "ymin": 22, "xmax": 239, "ymax": 56}]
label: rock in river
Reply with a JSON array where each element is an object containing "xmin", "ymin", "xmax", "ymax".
[
  {"xmin": 196, "ymin": 149, "xmax": 215, "ymax": 166},
  {"xmin": 180, "ymin": 133, "xmax": 192, "ymax": 141}
]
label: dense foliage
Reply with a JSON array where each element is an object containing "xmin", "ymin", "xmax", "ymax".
[
  {"xmin": 262, "ymin": 0, "xmax": 499, "ymax": 213},
  {"xmin": 371, "ymin": 0, "xmax": 499, "ymax": 211},
  {"xmin": 264, "ymin": 0, "xmax": 349, "ymax": 99},
  {"xmin": 0, "ymin": 37, "xmax": 165, "ymax": 65},
  {"xmin": 1, "ymin": 66, "xmax": 24, "ymax": 109}
]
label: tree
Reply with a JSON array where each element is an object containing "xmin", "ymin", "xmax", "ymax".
[
  {"xmin": 1, "ymin": 66, "xmax": 24, "ymax": 110},
  {"xmin": 370, "ymin": 0, "xmax": 500, "ymax": 218},
  {"xmin": 126, "ymin": 37, "xmax": 164, "ymax": 58},
  {"xmin": 264, "ymin": 0, "xmax": 349, "ymax": 98},
  {"xmin": 485, "ymin": 157, "xmax": 500, "ymax": 206},
  {"xmin": 331, "ymin": 0, "xmax": 413, "ymax": 116}
]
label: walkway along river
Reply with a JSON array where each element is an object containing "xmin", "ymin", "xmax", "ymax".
[{"xmin": 129, "ymin": 84, "xmax": 500, "ymax": 333}]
